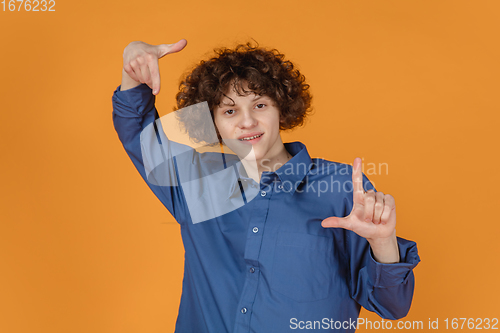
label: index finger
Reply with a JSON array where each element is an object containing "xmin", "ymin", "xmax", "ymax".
[
  {"xmin": 148, "ymin": 61, "xmax": 161, "ymax": 95},
  {"xmin": 352, "ymin": 157, "xmax": 364, "ymax": 203}
]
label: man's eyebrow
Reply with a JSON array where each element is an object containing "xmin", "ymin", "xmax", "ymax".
[{"xmin": 218, "ymin": 94, "xmax": 267, "ymax": 107}]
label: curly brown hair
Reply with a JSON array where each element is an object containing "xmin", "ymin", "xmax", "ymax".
[{"xmin": 174, "ymin": 42, "xmax": 312, "ymax": 145}]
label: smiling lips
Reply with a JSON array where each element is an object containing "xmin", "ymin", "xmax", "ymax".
[{"xmin": 239, "ymin": 133, "xmax": 263, "ymax": 141}]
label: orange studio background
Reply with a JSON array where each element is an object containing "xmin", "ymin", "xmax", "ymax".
[{"xmin": 1, "ymin": 0, "xmax": 499, "ymax": 332}]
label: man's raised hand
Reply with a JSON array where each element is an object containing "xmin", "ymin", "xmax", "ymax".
[
  {"xmin": 122, "ymin": 39, "xmax": 187, "ymax": 95},
  {"xmin": 322, "ymin": 157, "xmax": 399, "ymax": 263}
]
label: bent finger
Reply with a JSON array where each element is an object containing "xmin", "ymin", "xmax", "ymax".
[
  {"xmin": 373, "ymin": 191, "xmax": 385, "ymax": 224},
  {"xmin": 363, "ymin": 190, "xmax": 376, "ymax": 222},
  {"xmin": 124, "ymin": 63, "xmax": 140, "ymax": 83},
  {"xmin": 380, "ymin": 194, "xmax": 396, "ymax": 224}
]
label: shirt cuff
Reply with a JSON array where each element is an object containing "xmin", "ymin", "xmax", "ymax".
[
  {"xmin": 112, "ymin": 83, "xmax": 156, "ymax": 117},
  {"xmin": 367, "ymin": 237, "xmax": 420, "ymax": 288}
]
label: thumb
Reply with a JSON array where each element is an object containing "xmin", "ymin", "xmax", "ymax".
[
  {"xmin": 321, "ymin": 216, "xmax": 353, "ymax": 230},
  {"xmin": 157, "ymin": 39, "xmax": 188, "ymax": 58}
]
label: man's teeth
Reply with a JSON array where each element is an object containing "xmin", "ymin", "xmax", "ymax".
[{"xmin": 240, "ymin": 134, "xmax": 263, "ymax": 141}]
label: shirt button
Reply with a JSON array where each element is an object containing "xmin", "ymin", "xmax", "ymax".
[
  {"xmin": 278, "ymin": 184, "xmax": 283, "ymax": 190},
  {"xmin": 249, "ymin": 267, "xmax": 255, "ymax": 273},
  {"xmin": 252, "ymin": 227, "xmax": 259, "ymax": 233},
  {"xmin": 241, "ymin": 307, "xmax": 247, "ymax": 314},
  {"xmin": 260, "ymin": 191, "xmax": 266, "ymax": 197}
]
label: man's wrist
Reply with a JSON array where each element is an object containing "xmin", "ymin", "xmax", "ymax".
[
  {"xmin": 368, "ymin": 232, "xmax": 400, "ymax": 264},
  {"xmin": 121, "ymin": 69, "xmax": 141, "ymax": 91}
]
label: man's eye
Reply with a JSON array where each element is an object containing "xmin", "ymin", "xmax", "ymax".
[
  {"xmin": 255, "ymin": 104, "xmax": 266, "ymax": 109},
  {"xmin": 224, "ymin": 109, "xmax": 235, "ymax": 115}
]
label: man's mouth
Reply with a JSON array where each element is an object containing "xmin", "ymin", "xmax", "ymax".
[{"xmin": 239, "ymin": 133, "xmax": 263, "ymax": 141}]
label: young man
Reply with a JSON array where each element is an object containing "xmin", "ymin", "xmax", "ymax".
[{"xmin": 112, "ymin": 39, "xmax": 420, "ymax": 332}]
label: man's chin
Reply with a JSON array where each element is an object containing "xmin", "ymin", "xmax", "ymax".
[{"xmin": 223, "ymin": 139, "xmax": 254, "ymax": 159}]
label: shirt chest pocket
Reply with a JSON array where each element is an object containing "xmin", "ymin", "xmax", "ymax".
[{"xmin": 271, "ymin": 231, "xmax": 334, "ymax": 303}]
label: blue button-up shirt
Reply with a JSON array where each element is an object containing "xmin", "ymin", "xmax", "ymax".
[{"xmin": 112, "ymin": 84, "xmax": 420, "ymax": 333}]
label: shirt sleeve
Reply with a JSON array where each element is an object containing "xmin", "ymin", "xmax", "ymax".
[
  {"xmin": 111, "ymin": 83, "xmax": 189, "ymax": 222},
  {"xmin": 346, "ymin": 173, "xmax": 421, "ymax": 320}
]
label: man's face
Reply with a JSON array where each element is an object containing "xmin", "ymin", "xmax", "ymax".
[{"xmin": 213, "ymin": 82, "xmax": 284, "ymax": 164}]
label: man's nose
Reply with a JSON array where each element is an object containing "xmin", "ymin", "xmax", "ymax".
[{"xmin": 238, "ymin": 110, "xmax": 258, "ymax": 129}]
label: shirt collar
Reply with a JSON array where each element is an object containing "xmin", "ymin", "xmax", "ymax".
[
  {"xmin": 223, "ymin": 141, "xmax": 312, "ymax": 200},
  {"xmin": 274, "ymin": 142, "xmax": 313, "ymax": 195}
]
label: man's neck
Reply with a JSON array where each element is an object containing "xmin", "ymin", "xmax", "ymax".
[{"xmin": 240, "ymin": 147, "xmax": 292, "ymax": 183}]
